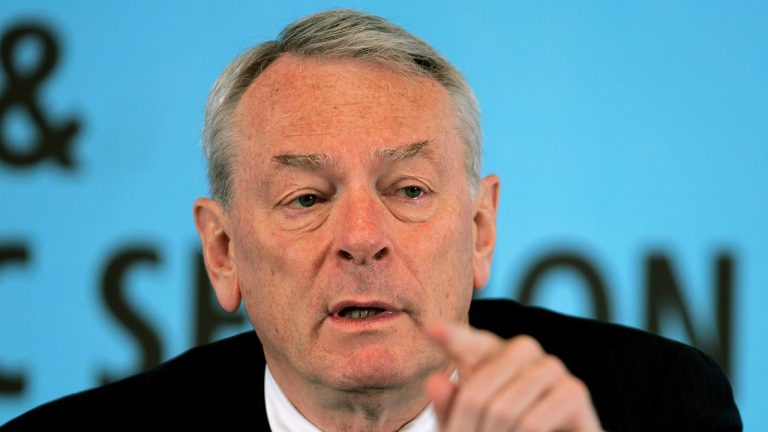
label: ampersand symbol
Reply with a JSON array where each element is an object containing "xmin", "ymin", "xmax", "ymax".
[{"xmin": 0, "ymin": 23, "xmax": 80, "ymax": 169}]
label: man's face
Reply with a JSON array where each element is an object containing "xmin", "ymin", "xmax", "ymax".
[{"xmin": 205, "ymin": 55, "xmax": 496, "ymax": 393}]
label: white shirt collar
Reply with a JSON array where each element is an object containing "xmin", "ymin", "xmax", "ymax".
[{"xmin": 264, "ymin": 365, "xmax": 438, "ymax": 431}]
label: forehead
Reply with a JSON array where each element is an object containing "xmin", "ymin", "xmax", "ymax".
[{"xmin": 232, "ymin": 54, "xmax": 459, "ymax": 157}]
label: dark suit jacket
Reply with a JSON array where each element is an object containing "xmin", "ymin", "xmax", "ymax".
[{"xmin": 2, "ymin": 299, "xmax": 741, "ymax": 431}]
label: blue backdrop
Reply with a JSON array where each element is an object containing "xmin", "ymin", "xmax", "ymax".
[{"xmin": 1, "ymin": 1, "xmax": 766, "ymax": 428}]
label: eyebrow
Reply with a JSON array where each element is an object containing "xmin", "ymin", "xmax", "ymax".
[
  {"xmin": 271, "ymin": 139, "xmax": 436, "ymax": 171},
  {"xmin": 375, "ymin": 140, "xmax": 434, "ymax": 162},
  {"xmin": 273, "ymin": 152, "xmax": 333, "ymax": 170}
]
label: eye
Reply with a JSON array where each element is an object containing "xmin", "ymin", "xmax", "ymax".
[
  {"xmin": 399, "ymin": 186, "xmax": 425, "ymax": 199},
  {"xmin": 293, "ymin": 194, "xmax": 318, "ymax": 208}
]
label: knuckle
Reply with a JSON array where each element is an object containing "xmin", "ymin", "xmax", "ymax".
[
  {"xmin": 565, "ymin": 376, "xmax": 590, "ymax": 400},
  {"xmin": 510, "ymin": 334, "xmax": 542, "ymax": 354},
  {"xmin": 540, "ymin": 355, "xmax": 566, "ymax": 376}
]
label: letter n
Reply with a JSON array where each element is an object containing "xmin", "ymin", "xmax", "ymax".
[{"xmin": 645, "ymin": 252, "xmax": 734, "ymax": 376}]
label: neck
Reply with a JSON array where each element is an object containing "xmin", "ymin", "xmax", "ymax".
[
  {"xmin": 306, "ymin": 387, "xmax": 430, "ymax": 432},
  {"xmin": 268, "ymin": 360, "xmax": 441, "ymax": 432}
]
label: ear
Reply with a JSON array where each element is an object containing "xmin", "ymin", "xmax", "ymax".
[
  {"xmin": 193, "ymin": 198, "xmax": 241, "ymax": 312},
  {"xmin": 472, "ymin": 175, "xmax": 500, "ymax": 290}
]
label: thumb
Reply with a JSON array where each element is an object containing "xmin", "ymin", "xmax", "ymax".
[{"xmin": 425, "ymin": 372, "xmax": 457, "ymax": 428}]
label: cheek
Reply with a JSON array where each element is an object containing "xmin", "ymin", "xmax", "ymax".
[
  {"xmin": 234, "ymin": 218, "xmax": 313, "ymax": 284},
  {"xmin": 232, "ymin": 216, "xmax": 328, "ymax": 324},
  {"xmin": 406, "ymin": 208, "xmax": 475, "ymax": 316},
  {"xmin": 232, "ymin": 222, "xmax": 292, "ymax": 317},
  {"xmin": 432, "ymin": 200, "xmax": 475, "ymax": 262},
  {"xmin": 236, "ymin": 237, "xmax": 302, "ymax": 352},
  {"xmin": 440, "ymin": 227, "xmax": 475, "ymax": 303}
]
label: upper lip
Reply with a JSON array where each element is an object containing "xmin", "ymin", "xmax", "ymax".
[{"xmin": 329, "ymin": 300, "xmax": 401, "ymax": 316}]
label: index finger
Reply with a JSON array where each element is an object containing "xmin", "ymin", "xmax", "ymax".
[{"xmin": 426, "ymin": 320, "xmax": 502, "ymax": 370}]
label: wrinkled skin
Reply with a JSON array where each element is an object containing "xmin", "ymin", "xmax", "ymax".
[{"xmin": 194, "ymin": 54, "xmax": 601, "ymax": 431}]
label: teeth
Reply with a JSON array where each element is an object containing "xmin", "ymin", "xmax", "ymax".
[{"xmin": 345, "ymin": 308, "xmax": 382, "ymax": 319}]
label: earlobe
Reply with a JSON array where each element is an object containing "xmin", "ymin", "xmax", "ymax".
[
  {"xmin": 472, "ymin": 175, "xmax": 500, "ymax": 290},
  {"xmin": 193, "ymin": 198, "xmax": 241, "ymax": 312}
]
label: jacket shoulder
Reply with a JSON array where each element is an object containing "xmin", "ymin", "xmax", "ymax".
[
  {"xmin": 469, "ymin": 299, "xmax": 742, "ymax": 431},
  {"xmin": 2, "ymin": 331, "xmax": 267, "ymax": 430}
]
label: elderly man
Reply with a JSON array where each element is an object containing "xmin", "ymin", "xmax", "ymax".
[{"xmin": 3, "ymin": 9, "xmax": 740, "ymax": 432}]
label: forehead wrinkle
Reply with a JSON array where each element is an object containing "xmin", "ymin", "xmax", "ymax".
[{"xmin": 273, "ymin": 152, "xmax": 334, "ymax": 171}]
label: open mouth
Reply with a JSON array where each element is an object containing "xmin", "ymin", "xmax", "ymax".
[
  {"xmin": 337, "ymin": 307, "xmax": 386, "ymax": 319},
  {"xmin": 330, "ymin": 301, "xmax": 399, "ymax": 322}
]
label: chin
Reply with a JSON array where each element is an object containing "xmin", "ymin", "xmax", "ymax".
[{"xmin": 334, "ymin": 346, "xmax": 439, "ymax": 391}]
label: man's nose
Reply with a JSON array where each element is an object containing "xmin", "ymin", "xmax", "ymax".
[{"xmin": 335, "ymin": 189, "xmax": 389, "ymax": 266}]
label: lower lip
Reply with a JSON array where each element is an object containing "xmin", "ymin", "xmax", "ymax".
[{"xmin": 327, "ymin": 310, "xmax": 402, "ymax": 329}]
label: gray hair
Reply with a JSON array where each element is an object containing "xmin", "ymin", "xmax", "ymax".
[{"xmin": 202, "ymin": 9, "xmax": 481, "ymax": 208}]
